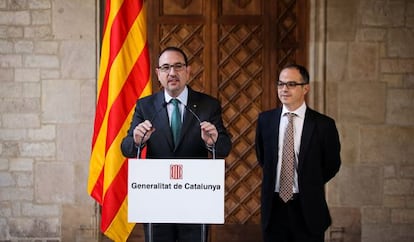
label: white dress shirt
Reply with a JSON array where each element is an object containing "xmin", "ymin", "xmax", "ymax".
[
  {"xmin": 275, "ymin": 102, "xmax": 307, "ymax": 193},
  {"xmin": 164, "ymin": 86, "xmax": 188, "ymax": 124}
]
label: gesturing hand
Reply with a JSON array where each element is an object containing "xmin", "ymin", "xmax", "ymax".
[
  {"xmin": 200, "ymin": 121, "xmax": 217, "ymax": 146},
  {"xmin": 133, "ymin": 120, "xmax": 155, "ymax": 145}
]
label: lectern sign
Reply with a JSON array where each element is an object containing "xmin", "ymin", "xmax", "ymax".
[{"xmin": 128, "ymin": 159, "xmax": 225, "ymax": 224}]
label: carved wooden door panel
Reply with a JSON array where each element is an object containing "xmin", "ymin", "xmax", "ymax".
[{"xmin": 127, "ymin": 0, "xmax": 308, "ymax": 241}]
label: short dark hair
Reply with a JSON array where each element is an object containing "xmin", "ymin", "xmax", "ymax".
[
  {"xmin": 158, "ymin": 46, "xmax": 188, "ymax": 65},
  {"xmin": 282, "ymin": 63, "xmax": 309, "ymax": 84}
]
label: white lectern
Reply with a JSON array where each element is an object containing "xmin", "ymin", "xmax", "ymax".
[{"xmin": 128, "ymin": 158, "xmax": 225, "ymax": 242}]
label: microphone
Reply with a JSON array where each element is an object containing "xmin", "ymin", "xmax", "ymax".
[
  {"xmin": 136, "ymin": 101, "xmax": 167, "ymax": 158},
  {"xmin": 178, "ymin": 100, "xmax": 214, "ymax": 241},
  {"xmin": 178, "ymin": 99, "xmax": 216, "ymax": 159}
]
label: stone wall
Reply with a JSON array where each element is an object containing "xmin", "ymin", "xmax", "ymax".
[
  {"xmin": 324, "ymin": 0, "xmax": 414, "ymax": 241},
  {"xmin": 0, "ymin": 0, "xmax": 97, "ymax": 241},
  {"xmin": 0, "ymin": 0, "xmax": 413, "ymax": 241}
]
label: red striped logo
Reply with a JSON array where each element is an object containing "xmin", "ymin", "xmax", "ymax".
[{"xmin": 170, "ymin": 164, "xmax": 183, "ymax": 179}]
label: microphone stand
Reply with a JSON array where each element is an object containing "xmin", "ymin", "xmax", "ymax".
[
  {"xmin": 211, "ymin": 142, "xmax": 216, "ymax": 160},
  {"xmin": 136, "ymin": 142, "xmax": 142, "ymax": 159},
  {"xmin": 135, "ymin": 102, "xmax": 167, "ymax": 242},
  {"xmin": 147, "ymin": 223, "xmax": 153, "ymax": 242},
  {"xmin": 202, "ymin": 141, "xmax": 215, "ymax": 242},
  {"xmin": 175, "ymin": 99, "xmax": 217, "ymax": 242},
  {"xmin": 135, "ymin": 137, "xmax": 154, "ymax": 242}
]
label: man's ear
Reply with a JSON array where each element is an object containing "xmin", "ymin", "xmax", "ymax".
[
  {"xmin": 185, "ymin": 65, "xmax": 192, "ymax": 77},
  {"xmin": 303, "ymin": 83, "xmax": 310, "ymax": 95}
]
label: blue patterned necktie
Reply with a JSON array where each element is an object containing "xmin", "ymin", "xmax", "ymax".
[{"xmin": 170, "ymin": 99, "xmax": 182, "ymax": 146}]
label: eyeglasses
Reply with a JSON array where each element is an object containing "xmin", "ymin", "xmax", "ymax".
[
  {"xmin": 157, "ymin": 63, "xmax": 186, "ymax": 72},
  {"xmin": 277, "ymin": 81, "xmax": 307, "ymax": 89}
]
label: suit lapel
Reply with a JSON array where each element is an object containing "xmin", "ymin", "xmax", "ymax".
[
  {"xmin": 271, "ymin": 108, "xmax": 282, "ymax": 178},
  {"xmin": 298, "ymin": 108, "xmax": 315, "ymax": 173},
  {"xmin": 176, "ymin": 89, "xmax": 200, "ymax": 150},
  {"xmin": 153, "ymin": 92, "xmax": 174, "ymax": 149}
]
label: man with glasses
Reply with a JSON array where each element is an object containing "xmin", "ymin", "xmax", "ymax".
[
  {"xmin": 255, "ymin": 64, "xmax": 341, "ymax": 242},
  {"xmin": 121, "ymin": 46, "xmax": 232, "ymax": 242}
]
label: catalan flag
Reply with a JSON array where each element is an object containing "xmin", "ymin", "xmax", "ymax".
[{"xmin": 87, "ymin": 0, "xmax": 151, "ymax": 241}]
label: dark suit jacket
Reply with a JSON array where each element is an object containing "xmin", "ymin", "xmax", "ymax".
[
  {"xmin": 121, "ymin": 87, "xmax": 232, "ymax": 159},
  {"xmin": 255, "ymin": 106, "xmax": 341, "ymax": 234}
]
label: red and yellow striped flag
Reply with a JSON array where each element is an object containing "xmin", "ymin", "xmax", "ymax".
[{"xmin": 87, "ymin": 0, "xmax": 151, "ymax": 241}]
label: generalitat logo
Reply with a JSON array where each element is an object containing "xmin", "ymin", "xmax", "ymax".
[{"xmin": 170, "ymin": 164, "xmax": 183, "ymax": 179}]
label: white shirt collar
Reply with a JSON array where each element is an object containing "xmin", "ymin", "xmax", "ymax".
[
  {"xmin": 282, "ymin": 102, "xmax": 307, "ymax": 119},
  {"xmin": 165, "ymin": 86, "xmax": 188, "ymax": 105}
]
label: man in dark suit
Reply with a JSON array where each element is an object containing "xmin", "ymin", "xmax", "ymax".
[
  {"xmin": 121, "ymin": 46, "xmax": 232, "ymax": 242},
  {"xmin": 255, "ymin": 64, "xmax": 341, "ymax": 242}
]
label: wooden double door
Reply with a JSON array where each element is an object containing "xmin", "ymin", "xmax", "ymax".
[{"xmin": 130, "ymin": 0, "xmax": 308, "ymax": 241}]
